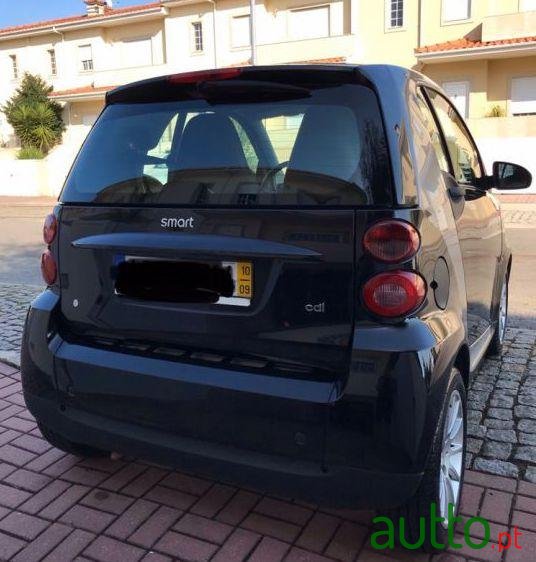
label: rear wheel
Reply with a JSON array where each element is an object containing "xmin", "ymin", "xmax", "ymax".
[
  {"xmin": 488, "ymin": 276, "xmax": 508, "ymax": 356},
  {"xmin": 38, "ymin": 422, "xmax": 108, "ymax": 458},
  {"xmin": 388, "ymin": 369, "xmax": 466, "ymax": 552}
]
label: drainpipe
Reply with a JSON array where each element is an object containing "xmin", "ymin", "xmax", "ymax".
[
  {"xmin": 249, "ymin": 0, "xmax": 257, "ymax": 65},
  {"xmin": 417, "ymin": 0, "xmax": 422, "ymax": 49},
  {"xmin": 207, "ymin": 0, "xmax": 218, "ymax": 68}
]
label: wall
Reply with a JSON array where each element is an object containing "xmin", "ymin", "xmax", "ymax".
[
  {"xmin": 487, "ymin": 56, "xmax": 536, "ymax": 115},
  {"xmin": 421, "ymin": 59, "xmax": 489, "ymax": 117},
  {"xmin": 0, "ymin": 159, "xmax": 53, "ymax": 197},
  {"xmin": 470, "ymin": 116, "xmax": 536, "ymax": 192},
  {"xmin": 356, "ymin": 0, "xmax": 419, "ymax": 67}
]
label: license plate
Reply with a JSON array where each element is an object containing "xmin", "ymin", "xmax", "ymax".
[{"xmin": 218, "ymin": 261, "xmax": 253, "ymax": 307}]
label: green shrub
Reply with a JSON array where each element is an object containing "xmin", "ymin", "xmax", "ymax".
[
  {"xmin": 17, "ymin": 146, "xmax": 45, "ymax": 160},
  {"xmin": 2, "ymin": 73, "xmax": 65, "ymax": 154}
]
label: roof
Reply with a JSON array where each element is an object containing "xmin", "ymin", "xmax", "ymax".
[
  {"xmin": 416, "ymin": 34, "xmax": 536, "ymax": 54},
  {"xmin": 228, "ymin": 57, "xmax": 346, "ymax": 67},
  {"xmin": 0, "ymin": 2, "xmax": 161, "ymax": 37},
  {"xmin": 49, "ymin": 85, "xmax": 116, "ymax": 99}
]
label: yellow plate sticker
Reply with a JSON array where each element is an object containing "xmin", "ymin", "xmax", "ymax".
[{"xmin": 236, "ymin": 261, "xmax": 253, "ymax": 299}]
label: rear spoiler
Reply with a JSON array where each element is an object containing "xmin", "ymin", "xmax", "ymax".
[{"xmin": 105, "ymin": 65, "xmax": 373, "ymax": 105}]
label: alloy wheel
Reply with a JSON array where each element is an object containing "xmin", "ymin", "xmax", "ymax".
[
  {"xmin": 439, "ymin": 389, "xmax": 464, "ymax": 526},
  {"xmin": 498, "ymin": 282, "xmax": 508, "ymax": 344}
]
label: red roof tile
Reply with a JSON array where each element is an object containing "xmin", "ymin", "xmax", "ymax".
[
  {"xmin": 416, "ymin": 34, "xmax": 536, "ymax": 54},
  {"xmin": 227, "ymin": 56, "xmax": 346, "ymax": 67},
  {"xmin": 0, "ymin": 2, "xmax": 161, "ymax": 36},
  {"xmin": 49, "ymin": 85, "xmax": 116, "ymax": 98}
]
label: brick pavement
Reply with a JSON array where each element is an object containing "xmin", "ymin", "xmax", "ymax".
[{"xmin": 2, "ymin": 361, "xmax": 536, "ymax": 561}]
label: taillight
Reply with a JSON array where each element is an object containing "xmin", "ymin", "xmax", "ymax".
[
  {"xmin": 41, "ymin": 250, "xmax": 57, "ymax": 286},
  {"xmin": 168, "ymin": 68, "xmax": 242, "ymax": 84},
  {"xmin": 363, "ymin": 220, "xmax": 420, "ymax": 263},
  {"xmin": 363, "ymin": 271, "xmax": 426, "ymax": 318},
  {"xmin": 43, "ymin": 213, "xmax": 57, "ymax": 245}
]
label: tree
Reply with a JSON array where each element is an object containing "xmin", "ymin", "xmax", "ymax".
[{"xmin": 2, "ymin": 73, "xmax": 65, "ymax": 156}]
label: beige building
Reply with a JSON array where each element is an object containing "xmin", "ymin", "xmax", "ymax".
[{"xmin": 0, "ymin": 0, "xmax": 535, "ymax": 193}]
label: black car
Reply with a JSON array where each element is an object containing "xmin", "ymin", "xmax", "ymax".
[{"xmin": 22, "ymin": 65, "xmax": 531, "ymax": 546}]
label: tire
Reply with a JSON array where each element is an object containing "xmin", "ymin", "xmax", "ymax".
[
  {"xmin": 487, "ymin": 274, "xmax": 509, "ymax": 356},
  {"xmin": 388, "ymin": 369, "xmax": 467, "ymax": 552},
  {"xmin": 38, "ymin": 422, "xmax": 108, "ymax": 458}
]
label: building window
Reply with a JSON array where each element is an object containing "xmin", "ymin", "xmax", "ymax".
[
  {"xmin": 231, "ymin": 14, "xmax": 251, "ymax": 48},
  {"xmin": 9, "ymin": 54, "xmax": 18, "ymax": 79},
  {"xmin": 386, "ymin": 0, "xmax": 404, "ymax": 28},
  {"xmin": 192, "ymin": 21, "xmax": 203, "ymax": 52},
  {"xmin": 48, "ymin": 49, "xmax": 57, "ymax": 76},
  {"xmin": 289, "ymin": 6, "xmax": 330, "ymax": 40},
  {"xmin": 121, "ymin": 37, "xmax": 153, "ymax": 67},
  {"xmin": 78, "ymin": 44, "xmax": 94, "ymax": 72},
  {"xmin": 511, "ymin": 77, "xmax": 536, "ymax": 116},
  {"xmin": 520, "ymin": 0, "xmax": 536, "ymax": 12},
  {"xmin": 442, "ymin": 0, "xmax": 471, "ymax": 22}
]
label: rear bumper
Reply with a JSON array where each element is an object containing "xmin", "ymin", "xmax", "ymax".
[
  {"xmin": 21, "ymin": 289, "xmax": 464, "ymax": 509},
  {"xmin": 25, "ymin": 392, "xmax": 421, "ymax": 508}
]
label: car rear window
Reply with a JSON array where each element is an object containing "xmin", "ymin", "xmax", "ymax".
[{"xmin": 61, "ymin": 82, "xmax": 392, "ymax": 206}]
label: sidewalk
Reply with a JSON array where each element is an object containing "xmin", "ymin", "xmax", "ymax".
[{"xmin": 1, "ymin": 361, "xmax": 535, "ymax": 561}]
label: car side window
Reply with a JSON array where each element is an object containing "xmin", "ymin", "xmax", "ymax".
[
  {"xmin": 425, "ymin": 88, "xmax": 482, "ymax": 185},
  {"xmin": 412, "ymin": 88, "xmax": 450, "ymax": 174}
]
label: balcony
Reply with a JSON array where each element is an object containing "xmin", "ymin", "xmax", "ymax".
[{"xmin": 482, "ymin": 10, "xmax": 536, "ymax": 42}]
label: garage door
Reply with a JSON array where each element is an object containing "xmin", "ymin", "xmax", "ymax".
[{"xmin": 511, "ymin": 77, "xmax": 536, "ymax": 116}]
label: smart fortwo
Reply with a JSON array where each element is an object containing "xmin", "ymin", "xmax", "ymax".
[{"xmin": 21, "ymin": 65, "xmax": 531, "ymax": 548}]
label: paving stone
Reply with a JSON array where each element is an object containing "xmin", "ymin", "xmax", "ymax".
[
  {"xmin": 467, "ymin": 410, "xmax": 482, "ymax": 424},
  {"xmin": 515, "ymin": 446, "xmax": 536, "ymax": 463},
  {"xmin": 490, "ymin": 395, "xmax": 514, "ymax": 408},
  {"xmin": 519, "ymin": 432, "xmax": 536, "ymax": 446},
  {"xmin": 488, "ymin": 407, "xmax": 513, "ymax": 420},
  {"xmin": 484, "ymin": 418, "xmax": 515, "ymax": 429},
  {"xmin": 519, "ymin": 419, "xmax": 536, "ymax": 433},
  {"xmin": 525, "ymin": 467, "xmax": 536, "ymax": 483},
  {"xmin": 467, "ymin": 423, "xmax": 487, "ymax": 439},
  {"xmin": 486, "ymin": 429, "xmax": 517, "ymax": 443},
  {"xmin": 473, "ymin": 458, "xmax": 519, "ymax": 478},
  {"xmin": 482, "ymin": 440, "xmax": 512, "ymax": 460},
  {"xmin": 467, "ymin": 437, "xmax": 483, "ymax": 454},
  {"xmin": 514, "ymin": 405, "xmax": 536, "ymax": 419}
]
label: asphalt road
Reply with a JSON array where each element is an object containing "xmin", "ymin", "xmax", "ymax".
[{"xmin": 0, "ymin": 201, "xmax": 534, "ymax": 328}]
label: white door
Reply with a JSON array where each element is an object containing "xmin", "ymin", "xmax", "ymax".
[
  {"xmin": 443, "ymin": 81, "xmax": 469, "ymax": 118},
  {"xmin": 511, "ymin": 77, "xmax": 536, "ymax": 116}
]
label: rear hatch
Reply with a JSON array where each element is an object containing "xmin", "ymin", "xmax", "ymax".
[{"xmin": 56, "ymin": 66, "xmax": 393, "ymax": 462}]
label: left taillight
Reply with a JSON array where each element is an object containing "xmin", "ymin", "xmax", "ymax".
[
  {"xmin": 41, "ymin": 249, "xmax": 57, "ymax": 286},
  {"xmin": 41, "ymin": 213, "xmax": 58, "ymax": 286}
]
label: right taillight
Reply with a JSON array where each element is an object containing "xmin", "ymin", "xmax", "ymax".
[
  {"xmin": 363, "ymin": 271, "xmax": 426, "ymax": 318},
  {"xmin": 41, "ymin": 249, "xmax": 57, "ymax": 286},
  {"xmin": 363, "ymin": 219, "xmax": 420, "ymax": 263}
]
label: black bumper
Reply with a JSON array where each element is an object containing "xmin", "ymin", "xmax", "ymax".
[
  {"xmin": 21, "ymin": 289, "xmax": 465, "ymax": 509},
  {"xmin": 25, "ymin": 392, "xmax": 421, "ymax": 508}
]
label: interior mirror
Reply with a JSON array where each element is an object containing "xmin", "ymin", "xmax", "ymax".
[{"xmin": 493, "ymin": 161, "xmax": 532, "ymax": 190}]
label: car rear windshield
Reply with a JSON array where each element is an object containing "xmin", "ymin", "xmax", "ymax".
[{"xmin": 61, "ymin": 82, "xmax": 392, "ymax": 207}]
